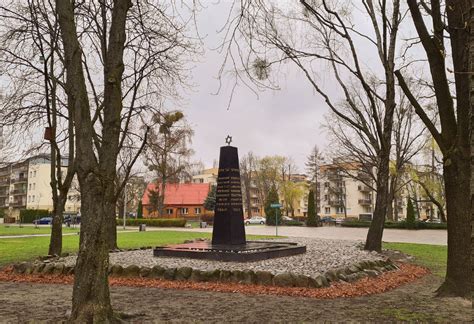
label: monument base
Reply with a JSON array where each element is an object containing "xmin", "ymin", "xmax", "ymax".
[{"xmin": 153, "ymin": 241, "xmax": 306, "ymax": 262}]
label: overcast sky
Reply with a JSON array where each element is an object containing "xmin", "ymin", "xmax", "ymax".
[{"xmin": 180, "ymin": 2, "xmax": 331, "ymax": 173}]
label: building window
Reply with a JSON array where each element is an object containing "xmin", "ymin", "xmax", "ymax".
[
  {"xmin": 32, "ymin": 183, "xmax": 35, "ymax": 190},
  {"xmin": 33, "ymin": 171, "xmax": 36, "ymax": 177},
  {"xmin": 29, "ymin": 184, "xmax": 31, "ymax": 190},
  {"xmin": 32, "ymin": 195, "xmax": 35, "ymax": 202},
  {"xmin": 166, "ymin": 209, "xmax": 173, "ymax": 215},
  {"xmin": 325, "ymin": 207, "xmax": 330, "ymax": 214},
  {"xmin": 181, "ymin": 208, "xmax": 188, "ymax": 215},
  {"xmin": 336, "ymin": 207, "xmax": 345, "ymax": 214},
  {"xmin": 28, "ymin": 196, "xmax": 30, "ymax": 203},
  {"xmin": 195, "ymin": 207, "xmax": 201, "ymax": 215},
  {"xmin": 324, "ymin": 182, "xmax": 329, "ymax": 188},
  {"xmin": 324, "ymin": 194, "xmax": 328, "ymax": 201}
]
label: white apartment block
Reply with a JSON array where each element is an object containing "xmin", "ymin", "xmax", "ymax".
[
  {"xmin": 192, "ymin": 168, "xmax": 218, "ymax": 186},
  {"xmin": 318, "ymin": 163, "xmax": 374, "ymax": 220},
  {"xmin": 0, "ymin": 154, "xmax": 80, "ymax": 219}
]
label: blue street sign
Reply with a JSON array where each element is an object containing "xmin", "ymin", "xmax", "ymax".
[{"xmin": 270, "ymin": 203, "xmax": 282, "ymax": 208}]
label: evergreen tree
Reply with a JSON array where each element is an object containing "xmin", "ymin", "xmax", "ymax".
[
  {"xmin": 148, "ymin": 188, "xmax": 160, "ymax": 217},
  {"xmin": 306, "ymin": 189, "xmax": 319, "ymax": 227},
  {"xmin": 204, "ymin": 185, "xmax": 216, "ymax": 211},
  {"xmin": 136, "ymin": 201, "xmax": 143, "ymax": 219},
  {"xmin": 264, "ymin": 185, "xmax": 280, "ymax": 225},
  {"xmin": 406, "ymin": 197, "xmax": 416, "ymax": 229}
]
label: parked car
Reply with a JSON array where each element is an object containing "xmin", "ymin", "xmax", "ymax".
[
  {"xmin": 320, "ymin": 216, "xmax": 335, "ymax": 223},
  {"xmin": 33, "ymin": 217, "xmax": 53, "ymax": 225},
  {"xmin": 281, "ymin": 216, "xmax": 294, "ymax": 222},
  {"xmin": 245, "ymin": 216, "xmax": 266, "ymax": 225},
  {"xmin": 423, "ymin": 218, "xmax": 442, "ymax": 224},
  {"xmin": 63, "ymin": 214, "xmax": 81, "ymax": 225}
]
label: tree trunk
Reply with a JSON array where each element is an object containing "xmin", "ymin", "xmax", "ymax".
[
  {"xmin": 48, "ymin": 197, "xmax": 67, "ymax": 256},
  {"xmin": 71, "ymin": 177, "xmax": 115, "ymax": 322},
  {"xmin": 436, "ymin": 155, "xmax": 471, "ymax": 297},
  {"xmin": 365, "ymin": 151, "xmax": 390, "ymax": 252},
  {"xmin": 469, "ymin": 1, "xmax": 474, "ymax": 303}
]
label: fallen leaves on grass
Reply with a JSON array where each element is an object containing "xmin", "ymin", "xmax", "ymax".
[{"xmin": 0, "ymin": 263, "xmax": 429, "ymax": 299}]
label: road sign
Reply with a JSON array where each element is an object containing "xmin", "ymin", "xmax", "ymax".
[{"xmin": 270, "ymin": 203, "xmax": 282, "ymax": 208}]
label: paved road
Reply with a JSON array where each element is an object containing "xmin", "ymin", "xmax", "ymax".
[
  {"xmin": 0, "ymin": 224, "xmax": 447, "ymax": 245},
  {"xmin": 149, "ymin": 225, "xmax": 447, "ymax": 245}
]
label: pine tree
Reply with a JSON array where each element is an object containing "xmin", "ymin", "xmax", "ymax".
[
  {"xmin": 306, "ymin": 189, "xmax": 319, "ymax": 227},
  {"xmin": 406, "ymin": 197, "xmax": 416, "ymax": 229},
  {"xmin": 264, "ymin": 185, "xmax": 280, "ymax": 225},
  {"xmin": 136, "ymin": 201, "xmax": 143, "ymax": 219},
  {"xmin": 204, "ymin": 185, "xmax": 216, "ymax": 211}
]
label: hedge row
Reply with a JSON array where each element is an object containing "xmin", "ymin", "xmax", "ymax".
[
  {"xmin": 117, "ymin": 218, "xmax": 186, "ymax": 227},
  {"xmin": 20, "ymin": 209, "xmax": 50, "ymax": 223},
  {"xmin": 341, "ymin": 220, "xmax": 447, "ymax": 230}
]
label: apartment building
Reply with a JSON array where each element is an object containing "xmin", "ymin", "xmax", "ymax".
[
  {"xmin": 192, "ymin": 168, "xmax": 218, "ymax": 186},
  {"xmin": 318, "ymin": 163, "xmax": 374, "ymax": 220},
  {"xmin": 0, "ymin": 154, "xmax": 81, "ymax": 219}
]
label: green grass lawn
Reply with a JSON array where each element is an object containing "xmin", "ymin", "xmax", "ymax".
[
  {"xmin": 0, "ymin": 230, "xmax": 276, "ymax": 266},
  {"xmin": 0, "ymin": 225, "xmax": 80, "ymax": 236},
  {"xmin": 383, "ymin": 242, "xmax": 446, "ymax": 277}
]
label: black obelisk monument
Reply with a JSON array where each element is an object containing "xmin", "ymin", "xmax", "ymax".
[{"xmin": 212, "ymin": 143, "xmax": 246, "ymax": 245}]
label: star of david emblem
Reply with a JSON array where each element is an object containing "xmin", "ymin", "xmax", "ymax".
[{"xmin": 225, "ymin": 135, "xmax": 232, "ymax": 146}]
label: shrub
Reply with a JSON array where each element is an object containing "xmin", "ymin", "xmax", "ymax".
[
  {"xmin": 116, "ymin": 218, "xmax": 186, "ymax": 227},
  {"xmin": 136, "ymin": 201, "xmax": 143, "ymax": 219},
  {"xmin": 20, "ymin": 209, "xmax": 50, "ymax": 223},
  {"xmin": 200, "ymin": 213, "xmax": 214, "ymax": 225},
  {"xmin": 406, "ymin": 198, "xmax": 416, "ymax": 229},
  {"xmin": 340, "ymin": 220, "xmax": 446, "ymax": 230},
  {"xmin": 282, "ymin": 220, "xmax": 304, "ymax": 226},
  {"xmin": 0, "ymin": 209, "xmax": 5, "ymax": 218},
  {"xmin": 306, "ymin": 190, "xmax": 319, "ymax": 227}
]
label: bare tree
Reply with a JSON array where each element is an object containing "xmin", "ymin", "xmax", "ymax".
[
  {"xmin": 240, "ymin": 151, "xmax": 257, "ymax": 217},
  {"xmin": 54, "ymin": 0, "xmax": 199, "ymax": 320},
  {"xmin": 0, "ymin": 0, "xmax": 76, "ymax": 256},
  {"xmin": 394, "ymin": 0, "xmax": 470, "ymax": 297},
  {"xmin": 220, "ymin": 0, "xmax": 402, "ymax": 251}
]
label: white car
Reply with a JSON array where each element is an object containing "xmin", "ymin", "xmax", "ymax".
[
  {"xmin": 245, "ymin": 216, "xmax": 266, "ymax": 225},
  {"xmin": 281, "ymin": 216, "xmax": 294, "ymax": 222}
]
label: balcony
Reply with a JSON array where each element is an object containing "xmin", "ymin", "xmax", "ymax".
[
  {"xmin": 11, "ymin": 201, "xmax": 26, "ymax": 207},
  {"xmin": 358, "ymin": 185, "xmax": 371, "ymax": 192},
  {"xmin": 11, "ymin": 177, "xmax": 28, "ymax": 184},
  {"xmin": 327, "ymin": 172, "xmax": 342, "ymax": 181},
  {"xmin": 329, "ymin": 199, "xmax": 345, "ymax": 207},
  {"xmin": 0, "ymin": 179, "xmax": 9, "ymax": 186},
  {"xmin": 11, "ymin": 189, "xmax": 27, "ymax": 195},
  {"xmin": 0, "ymin": 191, "xmax": 9, "ymax": 197},
  {"xmin": 358, "ymin": 199, "xmax": 372, "ymax": 205}
]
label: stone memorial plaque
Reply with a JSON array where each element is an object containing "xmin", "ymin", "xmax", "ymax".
[{"xmin": 211, "ymin": 145, "xmax": 246, "ymax": 245}]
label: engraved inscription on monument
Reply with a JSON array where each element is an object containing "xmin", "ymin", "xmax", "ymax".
[{"xmin": 211, "ymin": 145, "xmax": 246, "ymax": 245}]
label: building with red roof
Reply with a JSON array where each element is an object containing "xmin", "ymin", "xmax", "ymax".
[{"xmin": 142, "ymin": 182, "xmax": 211, "ymax": 218}]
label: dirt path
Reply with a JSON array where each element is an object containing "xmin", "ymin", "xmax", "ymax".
[{"xmin": 0, "ymin": 275, "xmax": 470, "ymax": 323}]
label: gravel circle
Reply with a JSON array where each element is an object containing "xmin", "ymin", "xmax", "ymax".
[{"xmin": 59, "ymin": 238, "xmax": 384, "ymax": 277}]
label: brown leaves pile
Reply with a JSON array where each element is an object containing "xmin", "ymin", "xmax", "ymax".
[{"xmin": 0, "ymin": 263, "xmax": 429, "ymax": 299}]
